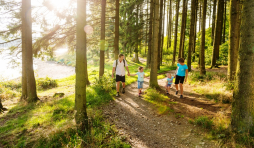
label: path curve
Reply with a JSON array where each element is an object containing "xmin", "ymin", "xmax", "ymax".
[{"xmin": 103, "ymin": 72, "xmax": 220, "ymax": 148}]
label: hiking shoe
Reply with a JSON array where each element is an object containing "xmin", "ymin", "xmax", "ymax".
[
  {"xmin": 122, "ymin": 88, "xmax": 125, "ymax": 94},
  {"xmin": 176, "ymin": 91, "xmax": 178, "ymax": 95},
  {"xmin": 116, "ymin": 92, "xmax": 120, "ymax": 97},
  {"xmin": 180, "ymin": 95, "xmax": 183, "ymax": 99}
]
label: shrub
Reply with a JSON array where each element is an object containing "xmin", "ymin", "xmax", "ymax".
[
  {"xmin": 37, "ymin": 77, "xmax": 58, "ymax": 89},
  {"xmin": 94, "ymin": 74, "xmax": 115, "ymax": 92},
  {"xmin": 194, "ymin": 116, "xmax": 213, "ymax": 130}
]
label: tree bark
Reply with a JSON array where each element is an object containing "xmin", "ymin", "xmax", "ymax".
[
  {"xmin": 21, "ymin": 0, "xmax": 27, "ymax": 100},
  {"xmin": 179, "ymin": 0, "xmax": 187, "ymax": 58},
  {"xmin": 172, "ymin": 0, "xmax": 180, "ymax": 66},
  {"xmin": 150, "ymin": 0, "xmax": 159, "ymax": 88},
  {"xmin": 161, "ymin": 0, "xmax": 166, "ymax": 65},
  {"xmin": 222, "ymin": 0, "xmax": 227, "ymax": 44},
  {"xmin": 23, "ymin": 0, "xmax": 38, "ymax": 102},
  {"xmin": 228, "ymin": 0, "xmax": 240, "ymax": 81},
  {"xmin": 200, "ymin": 0, "xmax": 207, "ymax": 75},
  {"xmin": 211, "ymin": 0, "xmax": 217, "ymax": 45},
  {"xmin": 147, "ymin": 0, "xmax": 153, "ymax": 68},
  {"xmin": 193, "ymin": 0, "xmax": 198, "ymax": 62},
  {"xmin": 211, "ymin": 0, "xmax": 224, "ymax": 68},
  {"xmin": 75, "ymin": 0, "xmax": 89, "ymax": 132},
  {"xmin": 188, "ymin": 0, "xmax": 196, "ymax": 72},
  {"xmin": 114, "ymin": 0, "xmax": 120, "ymax": 60},
  {"xmin": 157, "ymin": 0, "xmax": 163, "ymax": 69},
  {"xmin": 135, "ymin": 4, "xmax": 140, "ymax": 63},
  {"xmin": 231, "ymin": 0, "xmax": 254, "ymax": 135},
  {"xmin": 99, "ymin": 0, "xmax": 106, "ymax": 77},
  {"xmin": 168, "ymin": 0, "xmax": 172, "ymax": 48}
]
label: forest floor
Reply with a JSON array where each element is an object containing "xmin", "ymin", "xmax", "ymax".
[{"xmin": 103, "ymin": 67, "xmax": 231, "ymax": 148}]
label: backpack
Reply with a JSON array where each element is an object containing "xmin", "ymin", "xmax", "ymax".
[{"xmin": 116, "ymin": 59, "xmax": 126, "ymax": 70}]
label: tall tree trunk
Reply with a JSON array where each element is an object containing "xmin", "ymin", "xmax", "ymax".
[
  {"xmin": 157, "ymin": 0, "xmax": 163, "ymax": 69},
  {"xmin": 222, "ymin": 0, "xmax": 227, "ymax": 44},
  {"xmin": 21, "ymin": 1, "xmax": 27, "ymax": 100},
  {"xmin": 147, "ymin": 0, "xmax": 153, "ymax": 68},
  {"xmin": 193, "ymin": 0, "xmax": 198, "ymax": 62},
  {"xmin": 75, "ymin": 0, "xmax": 89, "ymax": 132},
  {"xmin": 211, "ymin": 0, "xmax": 224, "ymax": 68},
  {"xmin": 188, "ymin": 0, "xmax": 196, "ymax": 72},
  {"xmin": 168, "ymin": 0, "xmax": 172, "ymax": 48},
  {"xmin": 99, "ymin": 0, "xmax": 106, "ymax": 77},
  {"xmin": 179, "ymin": 0, "xmax": 187, "ymax": 58},
  {"xmin": 211, "ymin": 0, "xmax": 217, "ymax": 45},
  {"xmin": 200, "ymin": 0, "xmax": 207, "ymax": 75},
  {"xmin": 199, "ymin": 1, "xmax": 201, "ymax": 33},
  {"xmin": 135, "ymin": 4, "xmax": 140, "ymax": 63},
  {"xmin": 231, "ymin": 0, "xmax": 254, "ymax": 135},
  {"xmin": 167, "ymin": 0, "xmax": 169, "ymax": 49},
  {"xmin": 150, "ymin": 0, "xmax": 159, "ymax": 88},
  {"xmin": 114, "ymin": 0, "xmax": 119, "ymax": 60},
  {"xmin": 23, "ymin": 0, "xmax": 38, "ymax": 102},
  {"xmin": 228, "ymin": 0, "xmax": 240, "ymax": 81},
  {"xmin": 145, "ymin": 0, "xmax": 149, "ymax": 55},
  {"xmin": 161, "ymin": 0, "xmax": 166, "ymax": 65},
  {"xmin": 172, "ymin": 0, "xmax": 180, "ymax": 66}
]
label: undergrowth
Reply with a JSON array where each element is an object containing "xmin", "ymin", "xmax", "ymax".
[{"xmin": 189, "ymin": 71, "xmax": 232, "ymax": 103}]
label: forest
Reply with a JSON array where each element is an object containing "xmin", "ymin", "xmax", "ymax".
[{"xmin": 0, "ymin": 0, "xmax": 253, "ymax": 147}]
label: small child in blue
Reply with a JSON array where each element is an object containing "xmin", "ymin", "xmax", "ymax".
[
  {"xmin": 165, "ymin": 73, "xmax": 174, "ymax": 94},
  {"xmin": 130, "ymin": 66, "xmax": 148, "ymax": 97}
]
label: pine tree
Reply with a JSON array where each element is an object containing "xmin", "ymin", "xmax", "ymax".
[
  {"xmin": 179, "ymin": 0, "xmax": 188, "ymax": 58},
  {"xmin": 211, "ymin": 0, "xmax": 217, "ymax": 45},
  {"xmin": 231, "ymin": 0, "xmax": 254, "ymax": 135},
  {"xmin": 99, "ymin": 0, "xmax": 106, "ymax": 77},
  {"xmin": 22, "ymin": 0, "xmax": 39, "ymax": 102},
  {"xmin": 172, "ymin": 0, "xmax": 180, "ymax": 65},
  {"xmin": 228, "ymin": 0, "xmax": 240, "ymax": 81},
  {"xmin": 200, "ymin": 0, "xmax": 207, "ymax": 75},
  {"xmin": 75, "ymin": 0, "xmax": 89, "ymax": 132},
  {"xmin": 188, "ymin": 0, "xmax": 196, "ymax": 72},
  {"xmin": 150, "ymin": 0, "xmax": 159, "ymax": 88},
  {"xmin": 114, "ymin": 0, "xmax": 120, "ymax": 59},
  {"xmin": 211, "ymin": 0, "xmax": 224, "ymax": 68}
]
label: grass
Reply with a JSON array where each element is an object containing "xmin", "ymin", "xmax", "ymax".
[
  {"xmin": 0, "ymin": 76, "xmax": 130, "ymax": 147},
  {"xmin": 143, "ymin": 88, "xmax": 176, "ymax": 115},
  {"xmin": 188, "ymin": 71, "xmax": 232, "ymax": 103},
  {"xmin": 0, "ymin": 55, "xmax": 177, "ymax": 147}
]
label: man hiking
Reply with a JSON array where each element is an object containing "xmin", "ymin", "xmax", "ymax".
[{"xmin": 112, "ymin": 54, "xmax": 130, "ymax": 97}]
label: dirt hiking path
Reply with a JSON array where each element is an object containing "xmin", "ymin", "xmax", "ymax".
[{"xmin": 103, "ymin": 70, "xmax": 223, "ymax": 148}]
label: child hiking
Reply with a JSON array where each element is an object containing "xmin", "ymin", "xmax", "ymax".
[
  {"xmin": 175, "ymin": 58, "xmax": 188, "ymax": 99},
  {"xmin": 130, "ymin": 66, "xmax": 148, "ymax": 97},
  {"xmin": 165, "ymin": 73, "xmax": 174, "ymax": 94}
]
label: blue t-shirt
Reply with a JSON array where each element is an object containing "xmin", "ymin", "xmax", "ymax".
[
  {"xmin": 176, "ymin": 63, "xmax": 188, "ymax": 76},
  {"xmin": 136, "ymin": 72, "xmax": 145, "ymax": 81},
  {"xmin": 167, "ymin": 76, "xmax": 174, "ymax": 84}
]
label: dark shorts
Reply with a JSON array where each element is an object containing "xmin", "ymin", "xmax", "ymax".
[
  {"xmin": 167, "ymin": 84, "xmax": 172, "ymax": 87},
  {"xmin": 175, "ymin": 75, "xmax": 185, "ymax": 84},
  {"xmin": 116, "ymin": 75, "xmax": 125, "ymax": 82}
]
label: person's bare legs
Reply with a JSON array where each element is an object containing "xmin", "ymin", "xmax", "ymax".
[
  {"xmin": 167, "ymin": 87, "xmax": 170, "ymax": 93},
  {"xmin": 175, "ymin": 84, "xmax": 179, "ymax": 91},
  {"xmin": 116, "ymin": 81, "xmax": 120, "ymax": 92},
  {"xmin": 180, "ymin": 83, "xmax": 183, "ymax": 95},
  {"xmin": 122, "ymin": 82, "xmax": 125, "ymax": 88}
]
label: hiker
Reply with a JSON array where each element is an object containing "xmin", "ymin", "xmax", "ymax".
[
  {"xmin": 112, "ymin": 54, "xmax": 130, "ymax": 97},
  {"xmin": 130, "ymin": 66, "xmax": 148, "ymax": 97},
  {"xmin": 175, "ymin": 58, "xmax": 188, "ymax": 98},
  {"xmin": 165, "ymin": 73, "xmax": 174, "ymax": 94}
]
